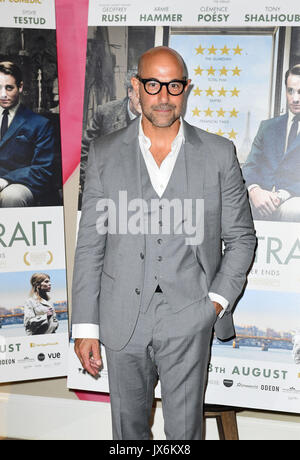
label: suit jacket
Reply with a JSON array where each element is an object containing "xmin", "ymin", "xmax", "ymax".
[
  {"xmin": 80, "ymin": 97, "xmax": 131, "ymax": 189},
  {"xmin": 72, "ymin": 118, "xmax": 256, "ymax": 350},
  {"xmin": 0, "ymin": 104, "xmax": 54, "ymax": 197},
  {"xmin": 243, "ymin": 114, "xmax": 300, "ymax": 196}
]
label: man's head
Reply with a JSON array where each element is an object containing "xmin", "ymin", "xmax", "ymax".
[
  {"xmin": 125, "ymin": 69, "xmax": 142, "ymax": 117},
  {"xmin": 131, "ymin": 47, "xmax": 191, "ymax": 128},
  {"xmin": 0, "ymin": 61, "xmax": 23, "ymax": 110},
  {"xmin": 285, "ymin": 64, "xmax": 300, "ymax": 116}
]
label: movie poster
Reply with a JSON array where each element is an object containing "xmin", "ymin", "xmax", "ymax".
[
  {"xmin": 0, "ymin": 0, "xmax": 69, "ymax": 382},
  {"xmin": 68, "ymin": 0, "xmax": 300, "ymax": 413}
]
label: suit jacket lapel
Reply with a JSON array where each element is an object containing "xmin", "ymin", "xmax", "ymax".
[
  {"xmin": 118, "ymin": 117, "xmax": 146, "ymax": 245},
  {"xmin": 0, "ymin": 104, "xmax": 27, "ymax": 147},
  {"xmin": 183, "ymin": 120, "xmax": 205, "ymax": 200},
  {"xmin": 120, "ymin": 118, "xmax": 206, "ymax": 202},
  {"xmin": 276, "ymin": 114, "xmax": 288, "ymax": 159},
  {"xmin": 119, "ymin": 117, "xmax": 142, "ymax": 201},
  {"xmin": 276, "ymin": 113, "xmax": 300, "ymax": 160},
  {"xmin": 285, "ymin": 131, "xmax": 300, "ymax": 157},
  {"xmin": 118, "ymin": 118, "xmax": 206, "ymax": 252},
  {"xmin": 182, "ymin": 121, "xmax": 206, "ymax": 256}
]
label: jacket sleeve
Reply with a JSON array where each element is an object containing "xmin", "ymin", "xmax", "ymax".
[
  {"xmin": 71, "ymin": 140, "xmax": 108, "ymax": 328},
  {"xmin": 209, "ymin": 143, "xmax": 257, "ymax": 310},
  {"xmin": 23, "ymin": 298, "xmax": 48, "ymax": 333},
  {"xmin": 242, "ymin": 121, "xmax": 266, "ymax": 189}
]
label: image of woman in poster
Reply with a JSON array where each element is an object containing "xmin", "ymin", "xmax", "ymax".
[
  {"xmin": 24, "ymin": 273, "xmax": 59, "ymax": 335},
  {"xmin": 292, "ymin": 331, "xmax": 300, "ymax": 364}
]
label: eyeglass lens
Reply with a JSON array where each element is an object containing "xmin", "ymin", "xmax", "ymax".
[{"xmin": 145, "ymin": 80, "xmax": 184, "ymax": 95}]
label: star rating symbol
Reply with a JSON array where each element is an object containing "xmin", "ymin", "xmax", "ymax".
[
  {"xmin": 207, "ymin": 66, "xmax": 216, "ymax": 76},
  {"xmin": 230, "ymin": 87, "xmax": 240, "ymax": 97},
  {"xmin": 192, "ymin": 86, "xmax": 239, "ymax": 97},
  {"xmin": 208, "ymin": 45, "xmax": 217, "ymax": 55},
  {"xmin": 232, "ymin": 66, "xmax": 242, "ymax": 76},
  {"xmin": 206, "ymin": 87, "xmax": 215, "ymax": 97},
  {"xmin": 192, "ymin": 107, "xmax": 201, "ymax": 117},
  {"xmin": 219, "ymin": 66, "xmax": 229, "ymax": 76},
  {"xmin": 230, "ymin": 108, "xmax": 239, "ymax": 117},
  {"xmin": 217, "ymin": 108, "xmax": 226, "ymax": 117},
  {"xmin": 193, "ymin": 87, "xmax": 202, "ymax": 96},
  {"xmin": 194, "ymin": 66, "xmax": 204, "ymax": 76},
  {"xmin": 220, "ymin": 45, "xmax": 230, "ymax": 55},
  {"xmin": 204, "ymin": 108, "xmax": 214, "ymax": 117},
  {"xmin": 233, "ymin": 45, "xmax": 243, "ymax": 55},
  {"xmin": 195, "ymin": 45, "xmax": 205, "ymax": 55},
  {"xmin": 216, "ymin": 129, "xmax": 225, "ymax": 137},
  {"xmin": 228, "ymin": 129, "xmax": 238, "ymax": 139},
  {"xmin": 218, "ymin": 87, "xmax": 227, "ymax": 97}
]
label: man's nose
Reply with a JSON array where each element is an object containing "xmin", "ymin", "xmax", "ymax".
[
  {"xmin": 158, "ymin": 84, "xmax": 169, "ymax": 102},
  {"xmin": 293, "ymin": 91, "xmax": 300, "ymax": 102},
  {"xmin": 0, "ymin": 87, "xmax": 7, "ymax": 98}
]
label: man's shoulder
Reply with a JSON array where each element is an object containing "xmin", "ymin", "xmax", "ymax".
[
  {"xmin": 184, "ymin": 119, "xmax": 234, "ymax": 151},
  {"xmin": 18, "ymin": 104, "xmax": 51, "ymax": 128},
  {"xmin": 95, "ymin": 97, "xmax": 128, "ymax": 120},
  {"xmin": 93, "ymin": 116, "xmax": 138, "ymax": 149},
  {"xmin": 258, "ymin": 113, "xmax": 287, "ymax": 131}
]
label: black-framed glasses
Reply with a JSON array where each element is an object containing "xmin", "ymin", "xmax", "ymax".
[{"xmin": 136, "ymin": 76, "xmax": 188, "ymax": 96}]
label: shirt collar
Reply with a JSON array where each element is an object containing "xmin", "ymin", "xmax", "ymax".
[
  {"xmin": 0, "ymin": 102, "xmax": 20, "ymax": 117},
  {"xmin": 138, "ymin": 116, "xmax": 185, "ymax": 153},
  {"xmin": 288, "ymin": 109, "xmax": 300, "ymax": 124},
  {"xmin": 127, "ymin": 99, "xmax": 138, "ymax": 121}
]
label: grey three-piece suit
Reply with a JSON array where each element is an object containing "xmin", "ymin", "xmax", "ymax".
[{"xmin": 72, "ymin": 117, "xmax": 256, "ymax": 440}]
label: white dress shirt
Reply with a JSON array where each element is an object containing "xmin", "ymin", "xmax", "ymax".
[
  {"xmin": 72, "ymin": 118, "xmax": 228, "ymax": 339},
  {"xmin": 0, "ymin": 102, "xmax": 20, "ymax": 129}
]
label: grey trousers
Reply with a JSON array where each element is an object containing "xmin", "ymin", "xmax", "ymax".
[{"xmin": 105, "ymin": 292, "xmax": 216, "ymax": 440}]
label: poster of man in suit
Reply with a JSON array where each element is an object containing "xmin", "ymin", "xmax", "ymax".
[
  {"xmin": 0, "ymin": 28, "xmax": 62, "ymax": 208},
  {"xmin": 243, "ymin": 64, "xmax": 300, "ymax": 222},
  {"xmin": 0, "ymin": 2, "xmax": 68, "ymax": 385}
]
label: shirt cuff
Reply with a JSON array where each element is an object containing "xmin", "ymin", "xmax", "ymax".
[
  {"xmin": 209, "ymin": 292, "xmax": 229, "ymax": 318},
  {"xmin": 72, "ymin": 323, "xmax": 99, "ymax": 340},
  {"xmin": 277, "ymin": 189, "xmax": 291, "ymax": 203},
  {"xmin": 248, "ymin": 184, "xmax": 260, "ymax": 192}
]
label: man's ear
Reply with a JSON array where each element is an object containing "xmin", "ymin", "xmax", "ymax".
[
  {"xmin": 184, "ymin": 79, "xmax": 192, "ymax": 93},
  {"xmin": 131, "ymin": 76, "xmax": 140, "ymax": 99},
  {"xmin": 18, "ymin": 81, "xmax": 24, "ymax": 94}
]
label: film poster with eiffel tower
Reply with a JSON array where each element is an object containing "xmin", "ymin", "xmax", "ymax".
[
  {"xmin": 67, "ymin": 0, "xmax": 300, "ymax": 414},
  {"xmin": 169, "ymin": 28, "xmax": 300, "ymax": 412},
  {"xmin": 0, "ymin": 0, "xmax": 69, "ymax": 383}
]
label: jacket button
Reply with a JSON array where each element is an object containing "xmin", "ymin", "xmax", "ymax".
[
  {"xmin": 157, "ymin": 256, "xmax": 163, "ymax": 262},
  {"xmin": 140, "ymin": 252, "xmax": 144, "ymax": 260},
  {"xmin": 135, "ymin": 288, "xmax": 141, "ymax": 295}
]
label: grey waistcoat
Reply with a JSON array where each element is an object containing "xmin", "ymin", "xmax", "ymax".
[{"xmin": 139, "ymin": 144, "xmax": 208, "ymax": 313}]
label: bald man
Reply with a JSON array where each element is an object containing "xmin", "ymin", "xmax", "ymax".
[{"xmin": 72, "ymin": 47, "xmax": 256, "ymax": 440}]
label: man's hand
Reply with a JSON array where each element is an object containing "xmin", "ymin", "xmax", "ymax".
[
  {"xmin": 249, "ymin": 186, "xmax": 281, "ymax": 217},
  {"xmin": 212, "ymin": 301, "xmax": 223, "ymax": 316},
  {"xmin": 0, "ymin": 178, "xmax": 9, "ymax": 192},
  {"xmin": 74, "ymin": 338, "xmax": 102, "ymax": 377}
]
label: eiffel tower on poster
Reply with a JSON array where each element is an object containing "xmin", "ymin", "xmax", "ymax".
[{"xmin": 239, "ymin": 111, "xmax": 252, "ymax": 165}]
